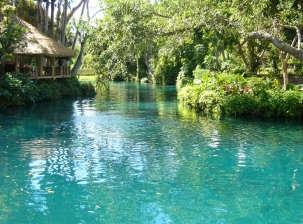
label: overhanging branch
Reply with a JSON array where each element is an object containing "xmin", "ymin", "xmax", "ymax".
[{"xmin": 249, "ymin": 31, "xmax": 303, "ymax": 61}]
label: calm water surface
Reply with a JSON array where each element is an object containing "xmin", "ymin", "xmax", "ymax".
[{"xmin": 1, "ymin": 82, "xmax": 303, "ymax": 223}]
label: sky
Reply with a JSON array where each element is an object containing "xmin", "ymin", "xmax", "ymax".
[{"xmin": 40, "ymin": 0, "xmax": 102, "ymax": 21}]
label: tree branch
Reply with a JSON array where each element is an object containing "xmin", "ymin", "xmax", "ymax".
[
  {"xmin": 67, "ymin": 0, "xmax": 86, "ymax": 23},
  {"xmin": 91, "ymin": 8, "xmax": 109, "ymax": 19},
  {"xmin": 249, "ymin": 31, "xmax": 303, "ymax": 61}
]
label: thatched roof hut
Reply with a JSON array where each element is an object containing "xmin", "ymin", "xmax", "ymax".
[
  {"xmin": 12, "ymin": 17, "xmax": 76, "ymax": 58},
  {"xmin": 7, "ymin": 17, "xmax": 76, "ymax": 78}
]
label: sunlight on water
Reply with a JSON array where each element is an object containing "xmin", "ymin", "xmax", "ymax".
[{"xmin": 1, "ymin": 82, "xmax": 303, "ymax": 223}]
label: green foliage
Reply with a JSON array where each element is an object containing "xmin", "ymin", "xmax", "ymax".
[
  {"xmin": 221, "ymin": 94, "xmax": 257, "ymax": 116},
  {"xmin": 192, "ymin": 66, "xmax": 210, "ymax": 79},
  {"xmin": 80, "ymin": 82, "xmax": 96, "ymax": 97},
  {"xmin": 81, "ymin": 54, "xmax": 98, "ymax": 70},
  {"xmin": 277, "ymin": 90, "xmax": 303, "ymax": 117},
  {"xmin": 89, "ymin": 0, "xmax": 155, "ymax": 82},
  {"xmin": 178, "ymin": 72, "xmax": 303, "ymax": 118},
  {"xmin": 0, "ymin": 3, "xmax": 26, "ymax": 66},
  {"xmin": 0, "ymin": 75, "xmax": 95, "ymax": 107},
  {"xmin": 203, "ymin": 55, "xmax": 220, "ymax": 71},
  {"xmin": 176, "ymin": 69, "xmax": 194, "ymax": 90},
  {"xmin": 0, "ymin": 74, "xmax": 40, "ymax": 105},
  {"xmin": 86, "ymin": 0, "xmax": 303, "ymax": 86},
  {"xmin": 153, "ymin": 55, "xmax": 181, "ymax": 84}
]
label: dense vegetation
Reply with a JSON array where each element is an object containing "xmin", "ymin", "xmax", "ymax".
[
  {"xmin": 2, "ymin": 0, "xmax": 303, "ymax": 116},
  {"xmin": 0, "ymin": 74, "xmax": 95, "ymax": 107},
  {"xmin": 0, "ymin": 0, "xmax": 96, "ymax": 107},
  {"xmin": 85, "ymin": 0, "xmax": 303, "ymax": 117},
  {"xmin": 87, "ymin": 0, "xmax": 303, "ymax": 87},
  {"xmin": 178, "ymin": 67, "xmax": 303, "ymax": 117}
]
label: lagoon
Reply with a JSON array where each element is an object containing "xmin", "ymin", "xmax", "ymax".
[{"xmin": 0, "ymin": 82, "xmax": 303, "ymax": 223}]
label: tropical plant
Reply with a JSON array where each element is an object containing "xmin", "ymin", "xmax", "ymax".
[
  {"xmin": 0, "ymin": 1, "xmax": 26, "ymax": 75},
  {"xmin": 178, "ymin": 71, "xmax": 303, "ymax": 117}
]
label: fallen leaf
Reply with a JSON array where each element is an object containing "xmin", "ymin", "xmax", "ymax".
[{"xmin": 46, "ymin": 189, "xmax": 54, "ymax": 194}]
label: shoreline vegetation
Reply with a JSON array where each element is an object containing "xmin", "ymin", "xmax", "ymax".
[
  {"xmin": 0, "ymin": 74, "xmax": 95, "ymax": 108},
  {"xmin": 177, "ymin": 67, "xmax": 303, "ymax": 118},
  {"xmin": 2, "ymin": 1, "xmax": 303, "ymax": 118},
  {"xmin": 2, "ymin": 71, "xmax": 303, "ymax": 118}
]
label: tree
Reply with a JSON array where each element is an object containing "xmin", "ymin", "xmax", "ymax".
[
  {"xmin": 0, "ymin": 1, "xmax": 25, "ymax": 75},
  {"xmin": 158, "ymin": 0, "xmax": 303, "ymax": 86},
  {"xmin": 88, "ymin": 0, "xmax": 303, "ymax": 86},
  {"xmin": 89, "ymin": 0, "xmax": 156, "ymax": 81}
]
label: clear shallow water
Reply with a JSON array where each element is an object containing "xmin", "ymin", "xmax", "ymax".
[{"xmin": 1, "ymin": 82, "xmax": 303, "ymax": 224}]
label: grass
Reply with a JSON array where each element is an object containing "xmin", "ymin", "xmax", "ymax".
[{"xmin": 77, "ymin": 75, "xmax": 98, "ymax": 83}]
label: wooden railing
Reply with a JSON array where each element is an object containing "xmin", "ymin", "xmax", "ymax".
[{"xmin": 21, "ymin": 66, "xmax": 72, "ymax": 79}]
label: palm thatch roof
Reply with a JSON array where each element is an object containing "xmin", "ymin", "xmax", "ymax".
[{"xmin": 12, "ymin": 17, "xmax": 76, "ymax": 58}]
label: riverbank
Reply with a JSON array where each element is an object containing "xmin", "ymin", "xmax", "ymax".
[
  {"xmin": 0, "ymin": 74, "xmax": 95, "ymax": 107},
  {"xmin": 178, "ymin": 72, "xmax": 303, "ymax": 118}
]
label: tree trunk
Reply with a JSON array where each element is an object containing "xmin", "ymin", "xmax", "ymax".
[
  {"xmin": 281, "ymin": 52, "xmax": 288, "ymax": 89},
  {"xmin": 61, "ymin": 0, "xmax": 68, "ymax": 45},
  {"xmin": 296, "ymin": 27, "xmax": 302, "ymax": 50},
  {"xmin": 144, "ymin": 51, "xmax": 153, "ymax": 80},
  {"xmin": 67, "ymin": 0, "xmax": 86, "ymax": 24},
  {"xmin": 71, "ymin": 39, "xmax": 87, "ymax": 76},
  {"xmin": 35, "ymin": 0, "xmax": 44, "ymax": 31},
  {"xmin": 55, "ymin": 0, "xmax": 62, "ymax": 41},
  {"xmin": 71, "ymin": 0, "xmax": 90, "ymax": 74},
  {"xmin": 236, "ymin": 43, "xmax": 249, "ymax": 71},
  {"xmin": 72, "ymin": 0, "xmax": 86, "ymax": 50},
  {"xmin": 44, "ymin": 0, "xmax": 49, "ymax": 35},
  {"xmin": 136, "ymin": 55, "xmax": 140, "ymax": 82},
  {"xmin": 212, "ymin": 39, "xmax": 220, "ymax": 70},
  {"xmin": 221, "ymin": 41, "xmax": 226, "ymax": 61},
  {"xmin": 250, "ymin": 31, "xmax": 303, "ymax": 61},
  {"xmin": 50, "ymin": 0, "xmax": 55, "ymax": 38}
]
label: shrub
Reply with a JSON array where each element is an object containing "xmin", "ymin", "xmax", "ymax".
[
  {"xmin": 153, "ymin": 56, "xmax": 181, "ymax": 85},
  {"xmin": 279, "ymin": 90, "xmax": 303, "ymax": 117},
  {"xmin": 198, "ymin": 90, "xmax": 222, "ymax": 114},
  {"xmin": 178, "ymin": 72, "xmax": 303, "ymax": 117},
  {"xmin": 176, "ymin": 69, "xmax": 194, "ymax": 90},
  {"xmin": 220, "ymin": 94, "xmax": 257, "ymax": 116},
  {"xmin": 0, "ymin": 75, "xmax": 96, "ymax": 107},
  {"xmin": 80, "ymin": 82, "xmax": 96, "ymax": 97},
  {"xmin": 203, "ymin": 55, "xmax": 220, "ymax": 71},
  {"xmin": 192, "ymin": 66, "xmax": 210, "ymax": 79}
]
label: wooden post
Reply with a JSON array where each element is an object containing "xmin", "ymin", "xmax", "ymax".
[
  {"xmin": 15, "ymin": 55, "xmax": 19, "ymax": 74},
  {"xmin": 36, "ymin": 55, "xmax": 43, "ymax": 76},
  {"xmin": 50, "ymin": 56, "xmax": 55, "ymax": 77},
  {"xmin": 50, "ymin": 57, "xmax": 55, "ymax": 65},
  {"xmin": 52, "ymin": 66, "xmax": 55, "ymax": 78}
]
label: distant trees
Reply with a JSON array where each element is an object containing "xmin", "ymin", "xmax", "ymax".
[
  {"xmin": 3, "ymin": 0, "xmax": 303, "ymax": 85},
  {"xmin": 88, "ymin": 0, "xmax": 303, "ymax": 86},
  {"xmin": 35, "ymin": 0, "xmax": 90, "ymax": 76},
  {"xmin": 89, "ymin": 0, "xmax": 155, "ymax": 81}
]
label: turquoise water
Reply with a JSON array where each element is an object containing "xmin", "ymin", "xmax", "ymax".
[{"xmin": 1, "ymin": 82, "xmax": 303, "ymax": 223}]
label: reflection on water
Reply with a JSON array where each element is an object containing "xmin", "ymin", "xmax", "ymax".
[{"xmin": 1, "ymin": 82, "xmax": 303, "ymax": 223}]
